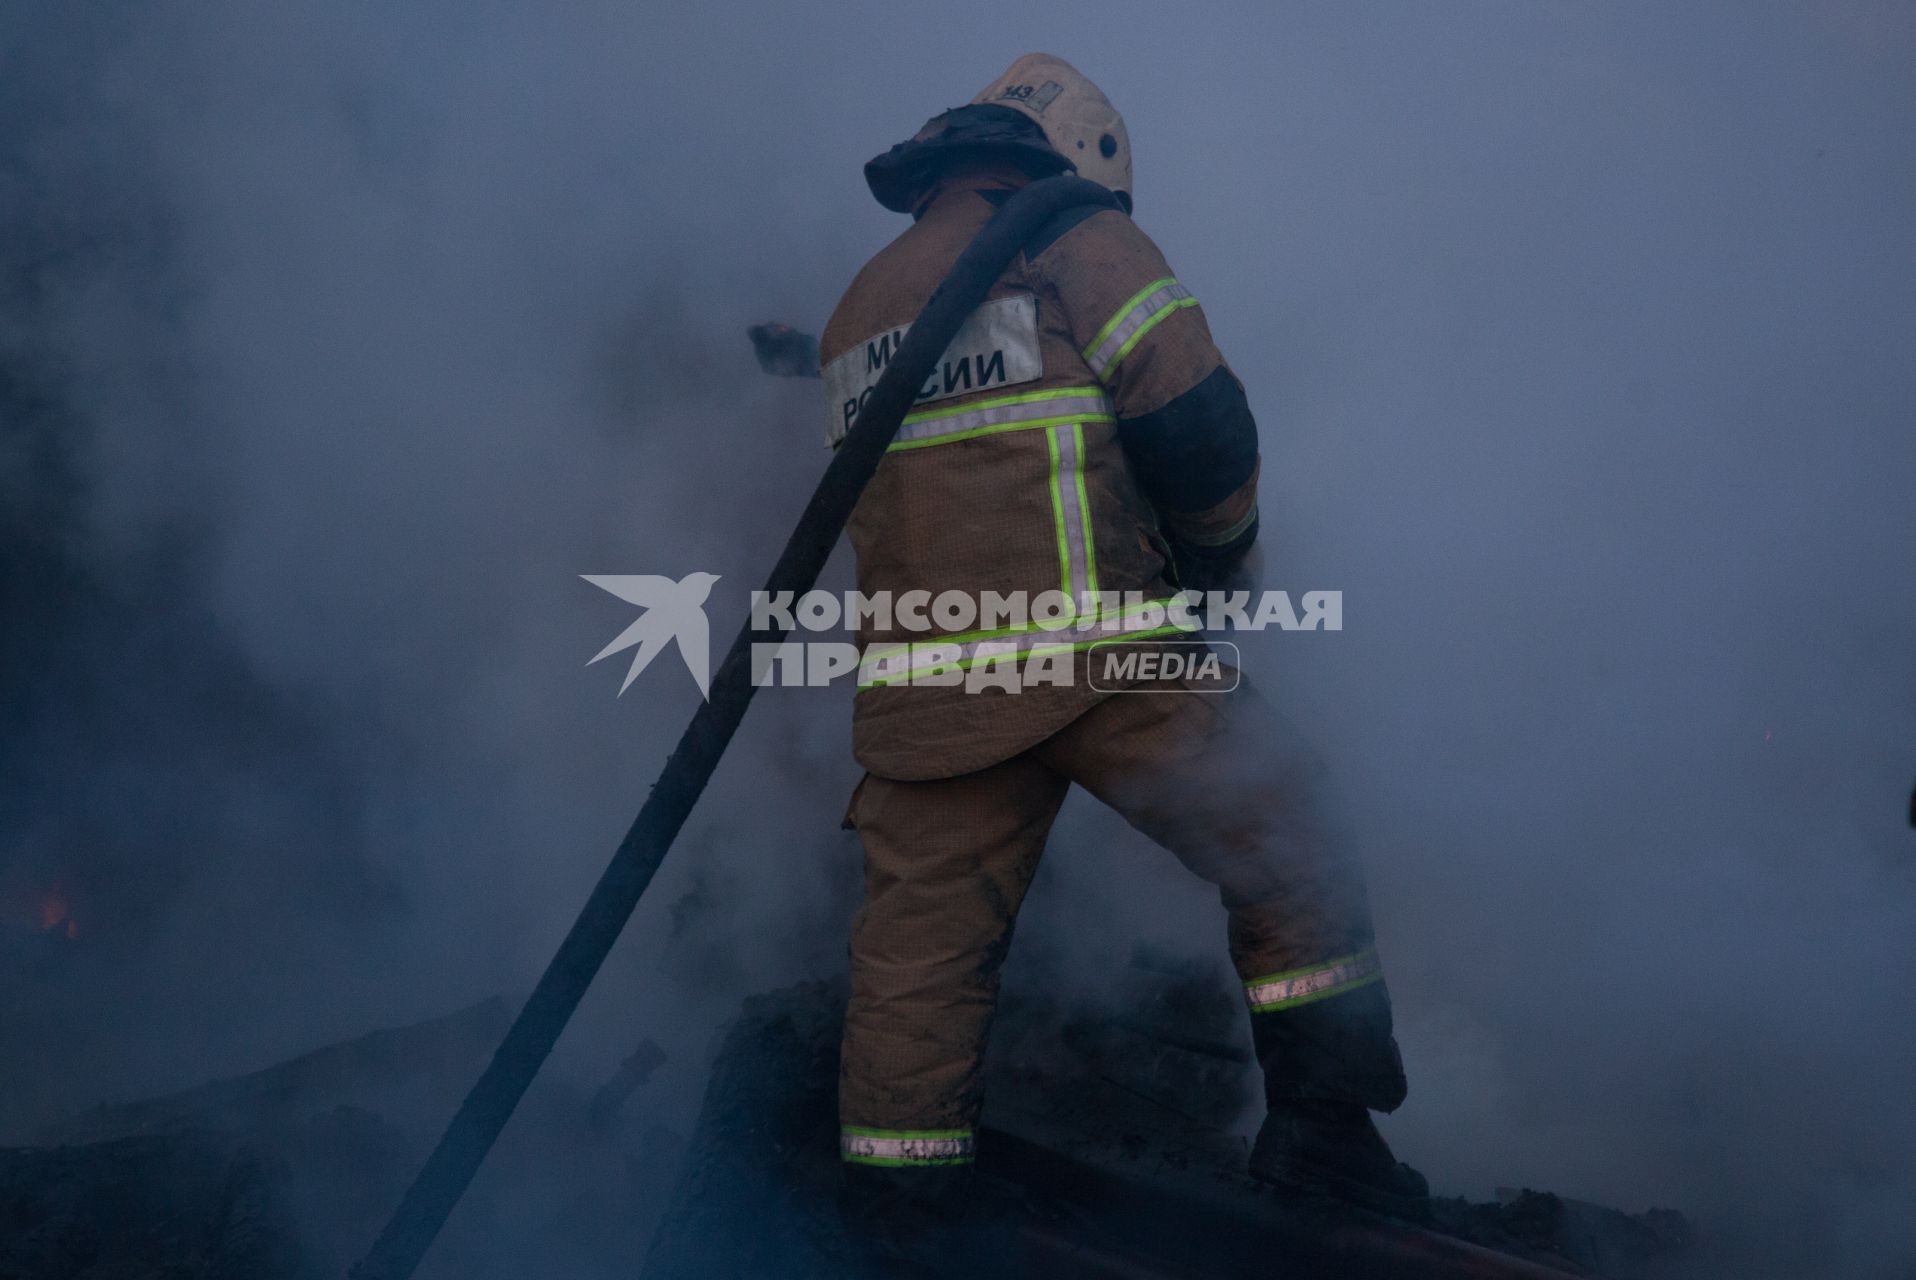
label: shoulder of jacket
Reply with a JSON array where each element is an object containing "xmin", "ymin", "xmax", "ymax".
[
  {"xmin": 822, "ymin": 231, "xmax": 914, "ymax": 355},
  {"xmin": 1025, "ymin": 205, "xmax": 1158, "ymax": 265}
]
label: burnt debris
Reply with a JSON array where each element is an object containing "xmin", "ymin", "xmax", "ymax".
[
  {"xmin": 1, "ymin": 998, "xmax": 681, "ymax": 1280},
  {"xmin": 3, "ymin": 963, "xmax": 1689, "ymax": 1278},
  {"xmin": 646, "ymin": 957, "xmax": 1692, "ymax": 1279}
]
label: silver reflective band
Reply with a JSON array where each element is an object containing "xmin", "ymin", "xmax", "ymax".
[
  {"xmin": 857, "ymin": 600, "xmax": 1197, "ymax": 688},
  {"xmin": 888, "ymin": 387, "xmax": 1114, "ymax": 450},
  {"xmin": 1244, "ymin": 948, "xmax": 1383, "ymax": 1013},
  {"xmin": 840, "ymin": 1127, "xmax": 975, "ymax": 1166},
  {"xmin": 1083, "ymin": 278, "xmax": 1196, "ymax": 380},
  {"xmin": 1050, "ymin": 423, "xmax": 1096, "ymax": 601}
]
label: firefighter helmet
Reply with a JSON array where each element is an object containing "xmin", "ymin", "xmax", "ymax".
[
  {"xmin": 969, "ymin": 53, "xmax": 1130, "ymax": 208},
  {"xmin": 864, "ymin": 53, "xmax": 1132, "ymax": 214}
]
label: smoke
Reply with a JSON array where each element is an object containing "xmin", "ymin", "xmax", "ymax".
[
  {"xmin": 3, "ymin": 2, "xmax": 1913, "ymax": 1278},
  {"xmin": 0, "ymin": 1, "xmax": 869, "ymax": 1129}
]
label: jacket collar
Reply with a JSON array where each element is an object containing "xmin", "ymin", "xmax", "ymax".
[{"xmin": 912, "ymin": 167, "xmax": 1033, "ymax": 220}]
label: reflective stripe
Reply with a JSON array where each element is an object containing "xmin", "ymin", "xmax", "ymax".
[
  {"xmin": 870, "ymin": 387, "xmax": 1122, "ymax": 674},
  {"xmin": 1048, "ymin": 423, "xmax": 1096, "ymax": 602},
  {"xmin": 858, "ymin": 600, "xmax": 1197, "ymax": 688},
  {"xmin": 1244, "ymin": 949, "xmax": 1383, "ymax": 1013},
  {"xmin": 1068, "ymin": 424, "xmax": 1099, "ymax": 597},
  {"xmin": 887, "ymin": 387, "xmax": 1108, "ymax": 628},
  {"xmin": 889, "ymin": 387, "xmax": 1113, "ymax": 451},
  {"xmin": 1082, "ymin": 277, "xmax": 1197, "ymax": 380},
  {"xmin": 841, "ymin": 1127, "xmax": 975, "ymax": 1166}
]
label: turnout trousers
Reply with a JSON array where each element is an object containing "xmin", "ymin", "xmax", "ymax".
[{"xmin": 838, "ymin": 677, "xmax": 1408, "ymax": 1172}]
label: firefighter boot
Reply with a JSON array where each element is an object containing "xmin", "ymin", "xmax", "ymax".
[
  {"xmin": 1245, "ymin": 977, "xmax": 1428, "ymax": 1218},
  {"xmin": 1250, "ymin": 1098, "xmax": 1429, "ymax": 1217}
]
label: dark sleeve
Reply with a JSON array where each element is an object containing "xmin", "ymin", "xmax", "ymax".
[{"xmin": 1119, "ymin": 365, "xmax": 1262, "ymax": 562}]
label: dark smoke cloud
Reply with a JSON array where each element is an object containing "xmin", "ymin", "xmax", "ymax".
[{"xmin": 2, "ymin": 3, "xmax": 1912, "ymax": 1277}]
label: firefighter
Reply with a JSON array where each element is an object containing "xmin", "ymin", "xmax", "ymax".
[{"xmin": 822, "ymin": 53, "xmax": 1425, "ymax": 1243}]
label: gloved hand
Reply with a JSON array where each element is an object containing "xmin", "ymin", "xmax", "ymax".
[
  {"xmin": 747, "ymin": 322, "xmax": 821, "ymax": 378},
  {"xmin": 1171, "ymin": 539, "xmax": 1263, "ymax": 597}
]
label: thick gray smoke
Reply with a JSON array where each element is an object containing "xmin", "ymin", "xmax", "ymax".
[{"xmin": 3, "ymin": 3, "xmax": 1912, "ymax": 1277}]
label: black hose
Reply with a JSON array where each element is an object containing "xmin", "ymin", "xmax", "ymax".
[{"xmin": 350, "ymin": 174, "xmax": 1121, "ymax": 1280}]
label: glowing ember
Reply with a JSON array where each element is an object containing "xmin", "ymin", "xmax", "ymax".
[{"xmin": 37, "ymin": 885, "xmax": 77, "ymax": 938}]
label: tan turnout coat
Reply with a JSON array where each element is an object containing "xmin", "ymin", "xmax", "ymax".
[{"xmin": 820, "ymin": 171, "xmax": 1256, "ymax": 780}]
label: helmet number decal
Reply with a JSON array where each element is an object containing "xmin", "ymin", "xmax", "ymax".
[{"xmin": 998, "ymin": 80, "xmax": 1064, "ymax": 113}]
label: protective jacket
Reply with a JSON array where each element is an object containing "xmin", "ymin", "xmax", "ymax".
[{"xmin": 820, "ymin": 168, "xmax": 1261, "ymax": 780}]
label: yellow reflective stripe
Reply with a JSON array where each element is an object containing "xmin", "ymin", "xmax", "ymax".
[
  {"xmin": 888, "ymin": 387, "xmax": 1114, "ymax": 450},
  {"xmin": 1082, "ymin": 278, "xmax": 1197, "ymax": 379},
  {"xmin": 901, "ymin": 386, "xmax": 1104, "ymax": 424},
  {"xmin": 1046, "ymin": 425, "xmax": 1071, "ymax": 598},
  {"xmin": 1048, "ymin": 424, "xmax": 1096, "ymax": 604},
  {"xmin": 1082, "ymin": 277, "xmax": 1176, "ymax": 363},
  {"xmin": 840, "ymin": 1127, "xmax": 975, "ymax": 1166},
  {"xmin": 1070, "ymin": 423, "xmax": 1099, "ymax": 598},
  {"xmin": 857, "ymin": 602, "xmax": 1197, "ymax": 689},
  {"xmin": 1103, "ymin": 295, "xmax": 1197, "ymax": 374},
  {"xmin": 888, "ymin": 413, "xmax": 1106, "ymax": 451},
  {"xmin": 1244, "ymin": 949, "xmax": 1383, "ymax": 1013},
  {"xmin": 856, "ymin": 626, "xmax": 1194, "ymax": 690}
]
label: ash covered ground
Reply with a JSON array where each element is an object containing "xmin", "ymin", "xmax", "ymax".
[{"xmin": 1, "ymin": 964, "xmax": 1690, "ymax": 1279}]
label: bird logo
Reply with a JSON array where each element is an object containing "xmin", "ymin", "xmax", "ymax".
[{"xmin": 582, "ymin": 572, "xmax": 721, "ymax": 698}]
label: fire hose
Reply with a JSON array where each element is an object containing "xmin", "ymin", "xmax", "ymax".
[{"xmin": 350, "ymin": 174, "xmax": 1123, "ymax": 1280}]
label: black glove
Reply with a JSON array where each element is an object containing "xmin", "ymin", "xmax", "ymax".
[
  {"xmin": 747, "ymin": 323, "xmax": 821, "ymax": 378},
  {"xmin": 1169, "ymin": 537, "xmax": 1261, "ymax": 597}
]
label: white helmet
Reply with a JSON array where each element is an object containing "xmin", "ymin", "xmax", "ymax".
[
  {"xmin": 969, "ymin": 53, "xmax": 1131, "ymax": 208},
  {"xmin": 864, "ymin": 53, "xmax": 1133, "ymax": 213}
]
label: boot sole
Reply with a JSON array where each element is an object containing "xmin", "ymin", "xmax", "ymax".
[{"xmin": 1252, "ymin": 1158, "xmax": 1434, "ymax": 1225}]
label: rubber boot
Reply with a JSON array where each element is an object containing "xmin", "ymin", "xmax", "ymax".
[
  {"xmin": 1246, "ymin": 980, "xmax": 1429, "ymax": 1219},
  {"xmin": 1250, "ymin": 1098, "xmax": 1429, "ymax": 1217}
]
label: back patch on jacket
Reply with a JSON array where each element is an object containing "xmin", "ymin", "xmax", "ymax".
[{"xmin": 822, "ymin": 295, "xmax": 1043, "ymax": 446}]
